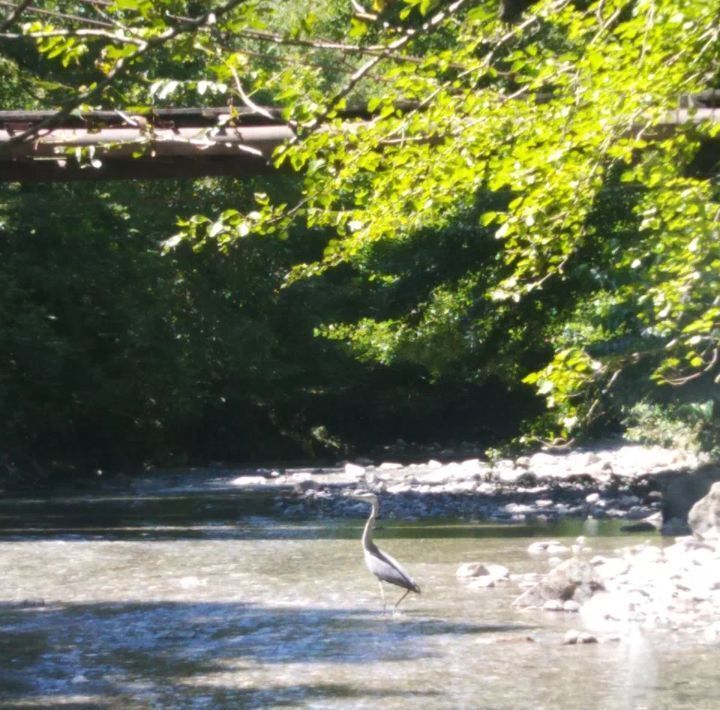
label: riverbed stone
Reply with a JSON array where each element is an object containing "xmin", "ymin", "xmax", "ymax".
[
  {"xmin": 419, "ymin": 469, "xmax": 451, "ymax": 486},
  {"xmin": 563, "ymin": 629, "xmax": 580, "ymax": 644},
  {"xmin": 459, "ymin": 460, "xmax": 490, "ymax": 480},
  {"xmin": 688, "ymin": 481, "xmax": 720, "ymax": 540},
  {"xmin": 457, "ymin": 562, "xmax": 510, "ymax": 582},
  {"xmin": 344, "ymin": 462, "xmax": 366, "ymax": 477},
  {"xmin": 514, "ymin": 557, "xmax": 604, "ymax": 608},
  {"xmin": 662, "ymin": 463, "xmax": 720, "ymax": 535},
  {"xmin": 457, "ymin": 562, "xmax": 489, "ymax": 578},
  {"xmin": 578, "ymin": 632, "xmax": 598, "ymax": 644}
]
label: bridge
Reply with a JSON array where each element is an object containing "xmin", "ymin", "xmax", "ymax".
[{"xmin": 0, "ymin": 95, "xmax": 718, "ymax": 183}]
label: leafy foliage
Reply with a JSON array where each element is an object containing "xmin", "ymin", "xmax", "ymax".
[{"xmin": 1, "ymin": 0, "xmax": 719, "ymax": 472}]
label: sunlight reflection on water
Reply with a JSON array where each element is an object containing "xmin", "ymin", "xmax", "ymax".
[{"xmin": 0, "ymin": 480, "xmax": 717, "ymax": 708}]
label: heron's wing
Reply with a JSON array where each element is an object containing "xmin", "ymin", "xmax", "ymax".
[{"xmin": 365, "ymin": 546, "xmax": 420, "ymax": 593}]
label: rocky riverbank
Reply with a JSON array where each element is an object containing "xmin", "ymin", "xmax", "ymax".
[
  {"xmin": 458, "ymin": 535, "xmax": 720, "ymax": 643},
  {"xmin": 459, "ymin": 483, "xmax": 720, "ymax": 642},
  {"xmin": 227, "ymin": 443, "xmax": 703, "ymax": 524}
]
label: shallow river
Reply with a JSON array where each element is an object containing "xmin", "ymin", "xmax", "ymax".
[{"xmin": 0, "ymin": 472, "xmax": 717, "ymax": 708}]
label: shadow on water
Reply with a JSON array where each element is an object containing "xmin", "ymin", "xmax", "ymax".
[{"xmin": 0, "ymin": 600, "xmax": 534, "ymax": 706}]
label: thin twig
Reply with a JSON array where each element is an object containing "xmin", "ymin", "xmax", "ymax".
[
  {"xmin": 227, "ymin": 63, "xmax": 274, "ymax": 120},
  {"xmin": 663, "ymin": 347, "xmax": 719, "ymax": 386},
  {"xmin": 16, "ymin": 27, "xmax": 146, "ymax": 46}
]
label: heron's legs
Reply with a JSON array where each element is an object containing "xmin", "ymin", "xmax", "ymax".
[
  {"xmin": 378, "ymin": 580, "xmax": 387, "ymax": 613},
  {"xmin": 393, "ymin": 588, "xmax": 411, "ymax": 612}
]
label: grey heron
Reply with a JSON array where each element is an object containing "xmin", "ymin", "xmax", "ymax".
[{"xmin": 348, "ymin": 491, "xmax": 421, "ymax": 611}]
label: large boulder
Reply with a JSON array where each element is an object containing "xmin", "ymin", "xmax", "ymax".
[
  {"xmin": 513, "ymin": 558, "xmax": 604, "ymax": 608},
  {"xmin": 661, "ymin": 464, "xmax": 720, "ymax": 535},
  {"xmin": 688, "ymin": 481, "xmax": 720, "ymax": 539}
]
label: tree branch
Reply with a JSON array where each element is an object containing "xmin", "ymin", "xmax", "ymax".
[
  {"xmin": 222, "ymin": 27, "xmax": 469, "ymax": 71},
  {"xmin": 0, "ymin": 0, "xmax": 32, "ymax": 32},
  {"xmin": 298, "ymin": 0, "xmax": 471, "ymax": 138},
  {"xmin": 2, "ymin": 0, "xmax": 250, "ymax": 148}
]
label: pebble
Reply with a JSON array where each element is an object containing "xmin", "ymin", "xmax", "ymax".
[
  {"xmin": 563, "ymin": 629, "xmax": 579, "ymax": 644},
  {"xmin": 456, "ymin": 562, "xmax": 489, "ymax": 578},
  {"xmin": 563, "ymin": 629, "xmax": 599, "ymax": 644}
]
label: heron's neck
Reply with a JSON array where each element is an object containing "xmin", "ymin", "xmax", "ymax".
[{"xmin": 362, "ymin": 501, "xmax": 378, "ymax": 549}]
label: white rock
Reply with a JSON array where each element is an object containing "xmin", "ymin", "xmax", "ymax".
[
  {"xmin": 563, "ymin": 600, "xmax": 581, "ymax": 613},
  {"xmin": 443, "ymin": 462, "xmax": 464, "ymax": 476},
  {"xmin": 418, "ymin": 469, "xmax": 450, "ymax": 486},
  {"xmin": 456, "ymin": 562, "xmax": 489, "ymax": 578},
  {"xmin": 485, "ymin": 563, "xmax": 510, "ymax": 580},
  {"xmin": 457, "ymin": 562, "xmax": 509, "ymax": 581},
  {"xmin": 344, "ymin": 463, "xmax": 366, "ymax": 477},
  {"xmin": 427, "ymin": 459, "xmax": 443, "ymax": 468},
  {"xmin": 230, "ymin": 475, "xmax": 269, "ymax": 487},
  {"xmin": 469, "ymin": 576, "xmax": 496, "ymax": 589},
  {"xmin": 286, "ymin": 472, "xmax": 313, "ymax": 484},
  {"xmin": 585, "ymin": 492, "xmax": 600, "ymax": 504},
  {"xmin": 543, "ymin": 599, "xmax": 564, "ymax": 611},
  {"xmin": 460, "ymin": 458, "xmax": 488, "ymax": 475},
  {"xmin": 72, "ymin": 674, "xmax": 88, "ymax": 684},
  {"xmin": 563, "ymin": 629, "xmax": 579, "ymax": 644},
  {"xmin": 379, "ymin": 462, "xmax": 403, "ymax": 470},
  {"xmin": 497, "ymin": 469, "xmax": 523, "ymax": 483},
  {"xmin": 530, "ymin": 452, "xmax": 557, "ymax": 469}
]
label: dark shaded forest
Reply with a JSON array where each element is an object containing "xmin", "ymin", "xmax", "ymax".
[
  {"xmin": 0, "ymin": 177, "xmax": 541, "ymax": 475},
  {"xmin": 1, "ymin": 0, "xmax": 718, "ymax": 481}
]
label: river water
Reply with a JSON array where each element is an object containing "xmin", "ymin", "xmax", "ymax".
[{"xmin": 0, "ymin": 471, "xmax": 717, "ymax": 708}]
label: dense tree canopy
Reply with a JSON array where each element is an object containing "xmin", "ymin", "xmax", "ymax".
[{"xmin": 0, "ymin": 0, "xmax": 718, "ymax": 473}]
